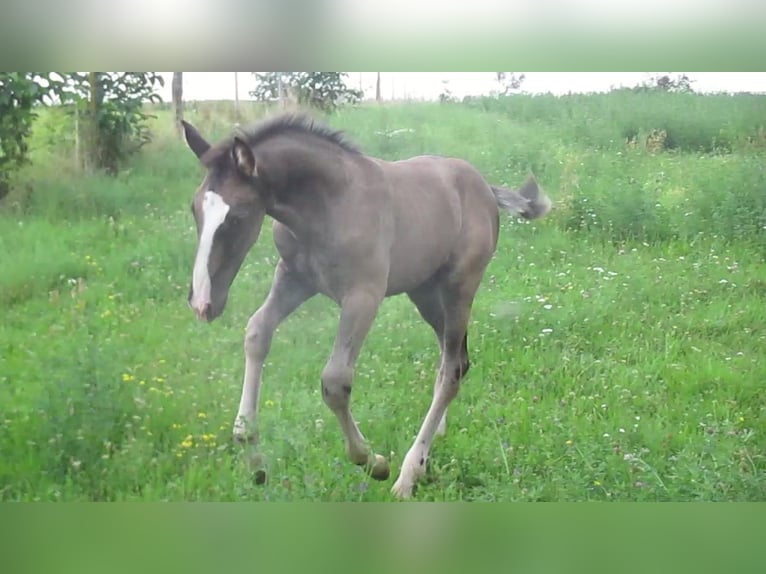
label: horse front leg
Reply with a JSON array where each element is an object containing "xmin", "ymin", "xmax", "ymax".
[
  {"xmin": 321, "ymin": 287, "xmax": 389, "ymax": 480},
  {"xmin": 234, "ymin": 260, "xmax": 315, "ymax": 445}
]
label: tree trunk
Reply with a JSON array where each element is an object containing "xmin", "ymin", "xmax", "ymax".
[
  {"xmin": 376, "ymin": 72, "xmax": 381, "ymax": 102},
  {"xmin": 172, "ymin": 72, "xmax": 184, "ymax": 137},
  {"xmin": 74, "ymin": 103, "xmax": 80, "ymax": 170},
  {"xmin": 83, "ymin": 72, "xmax": 101, "ymax": 172}
]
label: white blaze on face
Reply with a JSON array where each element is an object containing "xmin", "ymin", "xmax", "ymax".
[{"xmin": 191, "ymin": 191, "xmax": 230, "ymax": 310}]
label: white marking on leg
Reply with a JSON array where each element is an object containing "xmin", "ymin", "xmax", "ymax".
[
  {"xmin": 436, "ymin": 412, "xmax": 447, "ymax": 436},
  {"xmin": 233, "ymin": 311, "xmax": 268, "ymax": 442},
  {"xmin": 191, "ymin": 191, "xmax": 230, "ymax": 310},
  {"xmin": 392, "ymin": 351, "xmax": 462, "ymax": 498},
  {"xmin": 234, "ymin": 359, "xmax": 262, "ymax": 440},
  {"xmin": 232, "ymin": 263, "xmax": 316, "ymax": 445}
]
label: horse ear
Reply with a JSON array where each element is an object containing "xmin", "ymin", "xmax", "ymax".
[
  {"xmin": 182, "ymin": 120, "xmax": 210, "ymax": 159},
  {"xmin": 232, "ymin": 137, "xmax": 257, "ymax": 177}
]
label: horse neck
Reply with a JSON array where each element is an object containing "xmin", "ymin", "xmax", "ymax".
[{"xmin": 259, "ymin": 136, "xmax": 349, "ymax": 237}]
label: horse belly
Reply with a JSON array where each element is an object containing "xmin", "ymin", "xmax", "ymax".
[{"xmin": 385, "ymin": 197, "xmax": 461, "ymax": 295}]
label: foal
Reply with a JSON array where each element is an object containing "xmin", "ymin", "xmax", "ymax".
[{"xmin": 182, "ymin": 114, "xmax": 551, "ymax": 498}]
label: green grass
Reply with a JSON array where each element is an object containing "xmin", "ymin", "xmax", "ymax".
[{"xmin": 1, "ymin": 93, "xmax": 765, "ymax": 501}]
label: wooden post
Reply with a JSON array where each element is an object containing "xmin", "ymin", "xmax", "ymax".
[
  {"xmin": 234, "ymin": 72, "xmax": 240, "ymax": 120},
  {"xmin": 84, "ymin": 71, "xmax": 100, "ymax": 172},
  {"xmin": 172, "ymin": 72, "xmax": 183, "ymax": 137},
  {"xmin": 277, "ymin": 73, "xmax": 285, "ymax": 108}
]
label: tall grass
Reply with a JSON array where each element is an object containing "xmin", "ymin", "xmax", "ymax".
[
  {"xmin": 16, "ymin": 91, "xmax": 763, "ymax": 248},
  {"xmin": 463, "ymin": 90, "xmax": 766, "ymax": 153}
]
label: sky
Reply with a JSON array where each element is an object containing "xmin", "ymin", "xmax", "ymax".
[{"xmin": 158, "ymin": 73, "xmax": 766, "ymax": 102}]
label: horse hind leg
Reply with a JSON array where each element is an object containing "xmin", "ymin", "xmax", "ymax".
[
  {"xmin": 407, "ymin": 283, "xmax": 467, "ymax": 437},
  {"xmin": 393, "ymin": 279, "xmax": 477, "ymax": 499},
  {"xmin": 435, "ymin": 334, "xmax": 470, "ymax": 436}
]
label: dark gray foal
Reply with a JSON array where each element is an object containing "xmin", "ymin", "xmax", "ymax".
[{"xmin": 183, "ymin": 114, "xmax": 551, "ymax": 498}]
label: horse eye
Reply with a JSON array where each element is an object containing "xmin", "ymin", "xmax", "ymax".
[{"xmin": 228, "ymin": 210, "xmax": 246, "ymax": 224}]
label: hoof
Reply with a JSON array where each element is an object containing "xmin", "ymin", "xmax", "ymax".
[
  {"xmin": 246, "ymin": 451, "xmax": 267, "ymax": 485},
  {"xmin": 369, "ymin": 454, "xmax": 390, "ymax": 481},
  {"xmin": 391, "ymin": 478, "xmax": 414, "ymax": 499},
  {"xmin": 358, "ymin": 454, "xmax": 390, "ymax": 481},
  {"xmin": 391, "ymin": 457, "xmax": 426, "ymax": 499}
]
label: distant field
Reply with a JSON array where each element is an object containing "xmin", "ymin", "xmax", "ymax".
[{"xmin": 1, "ymin": 92, "xmax": 764, "ymax": 501}]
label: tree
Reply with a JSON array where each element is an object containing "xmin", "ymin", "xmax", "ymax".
[
  {"xmin": 68, "ymin": 72, "xmax": 165, "ymax": 173},
  {"xmin": 495, "ymin": 72, "xmax": 526, "ymax": 95},
  {"xmin": 0, "ymin": 73, "xmax": 68, "ymax": 199},
  {"xmin": 250, "ymin": 72, "xmax": 363, "ymax": 112},
  {"xmin": 172, "ymin": 72, "xmax": 183, "ymax": 137},
  {"xmin": 640, "ymin": 73, "xmax": 695, "ymax": 93},
  {"xmin": 376, "ymin": 72, "xmax": 381, "ymax": 103},
  {"xmin": 439, "ymin": 80, "xmax": 457, "ymax": 104},
  {"xmin": 0, "ymin": 72, "xmax": 165, "ymax": 200}
]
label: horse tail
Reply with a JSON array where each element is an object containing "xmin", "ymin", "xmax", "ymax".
[{"xmin": 491, "ymin": 174, "xmax": 552, "ymax": 220}]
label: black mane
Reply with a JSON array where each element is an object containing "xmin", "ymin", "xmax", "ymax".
[{"xmin": 236, "ymin": 113, "xmax": 361, "ymax": 154}]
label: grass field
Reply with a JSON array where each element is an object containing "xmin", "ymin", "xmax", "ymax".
[{"xmin": 1, "ymin": 91, "xmax": 765, "ymax": 501}]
